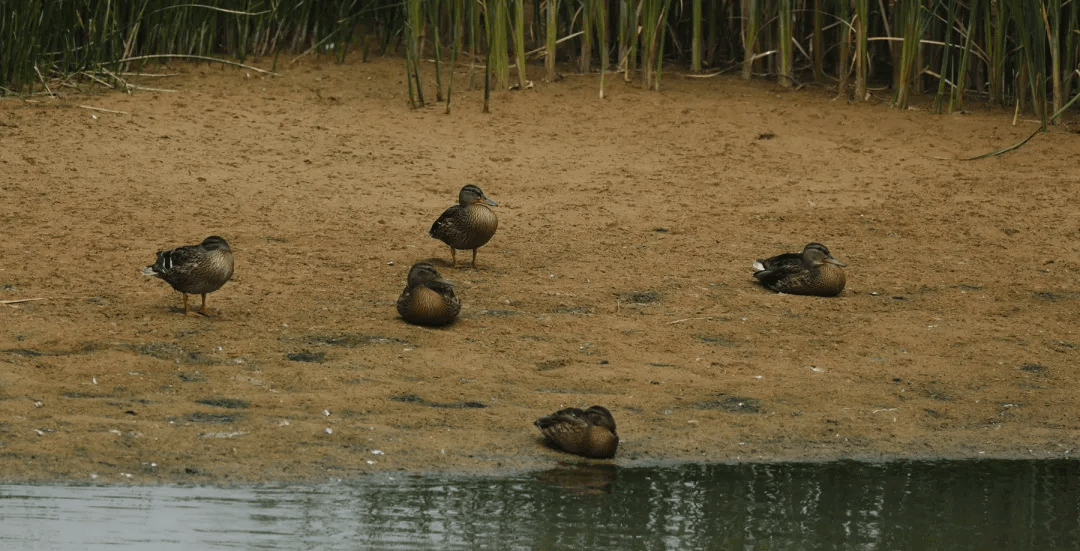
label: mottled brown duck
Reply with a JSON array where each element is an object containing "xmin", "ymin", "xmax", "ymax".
[
  {"xmin": 753, "ymin": 242, "xmax": 846, "ymax": 296},
  {"xmin": 396, "ymin": 262, "xmax": 460, "ymax": 326},
  {"xmin": 143, "ymin": 236, "xmax": 235, "ymax": 316},
  {"xmin": 429, "ymin": 184, "xmax": 498, "ymax": 268},
  {"xmin": 534, "ymin": 405, "xmax": 619, "ymax": 459}
]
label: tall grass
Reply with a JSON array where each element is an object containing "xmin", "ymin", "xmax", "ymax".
[
  {"xmin": 2, "ymin": 1, "xmax": 1079, "ymax": 122},
  {"xmin": 511, "ymin": 0, "xmax": 527, "ymax": 87},
  {"xmin": 0, "ymin": 1, "xmax": 393, "ymax": 94},
  {"xmin": 892, "ymin": 0, "xmax": 927, "ymax": 109},
  {"xmin": 405, "ymin": 0, "xmax": 425, "ymax": 107}
]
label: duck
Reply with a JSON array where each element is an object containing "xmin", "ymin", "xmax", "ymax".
[
  {"xmin": 429, "ymin": 185, "xmax": 498, "ymax": 268},
  {"xmin": 534, "ymin": 405, "xmax": 619, "ymax": 459},
  {"xmin": 396, "ymin": 262, "xmax": 461, "ymax": 326},
  {"xmin": 142, "ymin": 236, "xmax": 235, "ymax": 316},
  {"xmin": 753, "ymin": 242, "xmax": 846, "ymax": 296}
]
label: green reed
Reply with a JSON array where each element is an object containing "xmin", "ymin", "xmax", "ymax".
[
  {"xmin": 512, "ymin": 0, "xmax": 527, "ymax": 87},
  {"xmin": 691, "ymin": 0, "xmax": 702, "ymax": 72},
  {"xmin": 951, "ymin": 0, "xmax": 978, "ymax": 112},
  {"xmin": 545, "ymin": 0, "xmax": 559, "ymax": 81},
  {"xmin": 892, "ymin": 0, "xmax": 927, "ymax": 109},
  {"xmin": 405, "ymin": 0, "xmax": 424, "ymax": 107},
  {"xmin": 1, "ymin": 0, "xmax": 399, "ymax": 94},
  {"xmin": 580, "ymin": 0, "xmax": 594, "ymax": 73},
  {"xmin": 853, "ymin": 0, "xmax": 869, "ymax": 100},
  {"xmin": 777, "ymin": 0, "xmax": 793, "ymax": 87},
  {"xmin": 810, "ymin": 0, "xmax": 824, "ymax": 82},
  {"xmin": 593, "ymin": 0, "xmax": 609, "ymax": 97},
  {"xmin": 487, "ymin": 0, "xmax": 510, "ymax": 89},
  {"xmin": 619, "ymin": 0, "xmax": 637, "ymax": 81},
  {"xmin": 444, "ymin": 0, "xmax": 463, "ymax": 112},
  {"xmin": 3, "ymin": 0, "xmax": 1079, "ymax": 122},
  {"xmin": 932, "ymin": 0, "xmax": 956, "ymax": 113},
  {"xmin": 1046, "ymin": 0, "xmax": 1063, "ymax": 121},
  {"xmin": 741, "ymin": 0, "xmax": 760, "ymax": 80}
]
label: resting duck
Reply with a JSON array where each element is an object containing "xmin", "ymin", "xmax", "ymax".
[
  {"xmin": 429, "ymin": 185, "xmax": 498, "ymax": 268},
  {"xmin": 396, "ymin": 262, "xmax": 460, "ymax": 326},
  {"xmin": 535, "ymin": 405, "xmax": 619, "ymax": 459},
  {"xmin": 753, "ymin": 242, "xmax": 846, "ymax": 296},
  {"xmin": 143, "ymin": 236, "xmax": 235, "ymax": 316}
]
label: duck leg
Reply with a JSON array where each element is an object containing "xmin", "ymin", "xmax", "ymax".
[
  {"xmin": 471, "ymin": 249, "xmax": 478, "ymax": 268},
  {"xmin": 199, "ymin": 293, "xmax": 210, "ymax": 316},
  {"xmin": 448, "ymin": 247, "xmax": 457, "ymax": 267},
  {"xmin": 182, "ymin": 293, "xmax": 205, "ymax": 317}
]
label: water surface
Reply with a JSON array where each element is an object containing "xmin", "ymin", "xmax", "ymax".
[{"xmin": 2, "ymin": 460, "xmax": 1077, "ymax": 550}]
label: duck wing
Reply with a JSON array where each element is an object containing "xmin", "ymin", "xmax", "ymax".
[
  {"xmin": 429, "ymin": 205, "xmax": 463, "ymax": 239},
  {"xmin": 145, "ymin": 244, "xmax": 204, "ymax": 279}
]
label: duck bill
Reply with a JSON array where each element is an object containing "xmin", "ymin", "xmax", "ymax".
[
  {"xmin": 481, "ymin": 197, "xmax": 498, "ymax": 207},
  {"xmin": 825, "ymin": 257, "xmax": 847, "ymax": 267}
]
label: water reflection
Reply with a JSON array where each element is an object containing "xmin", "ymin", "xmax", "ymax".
[{"xmin": 1, "ymin": 460, "xmax": 1077, "ymax": 550}]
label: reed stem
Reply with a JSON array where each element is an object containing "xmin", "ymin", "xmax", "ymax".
[
  {"xmin": 691, "ymin": 0, "xmax": 702, "ymax": 73},
  {"xmin": 777, "ymin": 0, "xmax": 793, "ymax": 87},
  {"xmin": 513, "ymin": 0, "xmax": 528, "ymax": 87},
  {"xmin": 853, "ymin": 0, "xmax": 868, "ymax": 100},
  {"xmin": 741, "ymin": 0, "xmax": 760, "ymax": 80},
  {"xmin": 812, "ymin": 0, "xmax": 824, "ymax": 82},
  {"xmin": 546, "ymin": 0, "xmax": 559, "ymax": 81}
]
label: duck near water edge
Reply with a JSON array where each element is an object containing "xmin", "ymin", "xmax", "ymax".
[{"xmin": 535, "ymin": 405, "xmax": 619, "ymax": 459}]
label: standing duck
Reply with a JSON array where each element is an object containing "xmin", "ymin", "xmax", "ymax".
[
  {"xmin": 535, "ymin": 405, "xmax": 619, "ymax": 459},
  {"xmin": 753, "ymin": 242, "xmax": 846, "ymax": 296},
  {"xmin": 396, "ymin": 262, "xmax": 461, "ymax": 326},
  {"xmin": 143, "ymin": 236, "xmax": 235, "ymax": 316},
  {"xmin": 429, "ymin": 185, "xmax": 498, "ymax": 268}
]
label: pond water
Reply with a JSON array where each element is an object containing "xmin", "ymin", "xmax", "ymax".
[{"xmin": 2, "ymin": 459, "xmax": 1077, "ymax": 550}]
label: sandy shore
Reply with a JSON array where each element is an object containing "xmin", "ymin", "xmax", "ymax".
[{"xmin": 1, "ymin": 57, "xmax": 1078, "ymax": 483}]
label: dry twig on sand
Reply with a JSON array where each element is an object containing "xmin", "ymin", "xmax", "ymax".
[
  {"xmin": 79, "ymin": 105, "xmax": 129, "ymax": 115},
  {"xmin": 665, "ymin": 316, "xmax": 714, "ymax": 324},
  {"xmin": 2, "ymin": 298, "xmax": 44, "ymax": 305},
  {"xmin": 112, "ymin": 54, "xmax": 279, "ymax": 76}
]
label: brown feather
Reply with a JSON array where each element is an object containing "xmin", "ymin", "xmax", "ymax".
[
  {"xmin": 143, "ymin": 236, "xmax": 234, "ymax": 315},
  {"xmin": 396, "ymin": 262, "xmax": 460, "ymax": 326},
  {"xmin": 429, "ymin": 185, "xmax": 498, "ymax": 267},
  {"xmin": 535, "ymin": 405, "xmax": 619, "ymax": 459},
  {"xmin": 753, "ymin": 242, "xmax": 846, "ymax": 297}
]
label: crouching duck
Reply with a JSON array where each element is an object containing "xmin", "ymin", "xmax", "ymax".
[
  {"xmin": 753, "ymin": 242, "xmax": 846, "ymax": 296},
  {"xmin": 535, "ymin": 405, "xmax": 619, "ymax": 459},
  {"xmin": 396, "ymin": 262, "xmax": 460, "ymax": 326}
]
